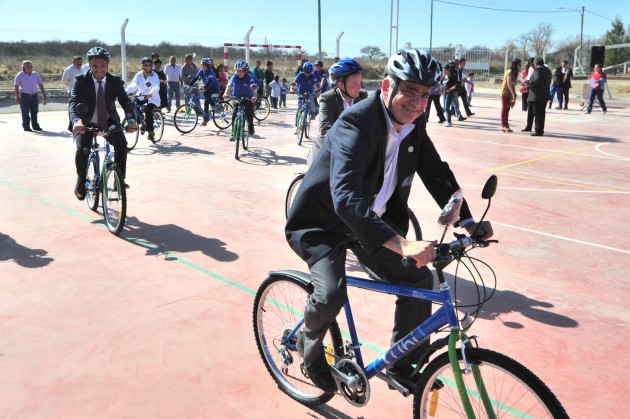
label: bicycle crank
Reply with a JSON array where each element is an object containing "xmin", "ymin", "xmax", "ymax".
[{"xmin": 333, "ymin": 359, "xmax": 370, "ymax": 407}]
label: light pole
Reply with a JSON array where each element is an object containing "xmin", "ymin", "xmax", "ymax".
[{"xmin": 560, "ymin": 6, "xmax": 585, "ymax": 72}]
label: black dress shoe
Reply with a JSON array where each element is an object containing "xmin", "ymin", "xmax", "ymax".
[
  {"xmin": 521, "ymin": 128, "xmax": 531, "ymax": 132},
  {"xmin": 467, "ymin": 112, "xmax": 475, "ymax": 116},
  {"xmin": 24, "ymin": 128, "xmax": 33, "ymax": 132},
  {"xmin": 304, "ymin": 351, "xmax": 337, "ymax": 393},
  {"xmin": 74, "ymin": 179, "xmax": 86, "ymax": 201},
  {"xmin": 457, "ymin": 116, "xmax": 467, "ymax": 121},
  {"xmin": 530, "ymin": 132, "xmax": 543, "ymax": 137},
  {"xmin": 33, "ymin": 127, "xmax": 43, "ymax": 131}
]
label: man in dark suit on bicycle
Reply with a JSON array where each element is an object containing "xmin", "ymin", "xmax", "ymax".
[
  {"xmin": 68, "ymin": 47, "xmax": 136, "ymax": 201},
  {"xmin": 286, "ymin": 49, "xmax": 493, "ymax": 393}
]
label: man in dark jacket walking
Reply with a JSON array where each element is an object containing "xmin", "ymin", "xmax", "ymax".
[{"xmin": 522, "ymin": 58, "xmax": 552, "ymax": 136}]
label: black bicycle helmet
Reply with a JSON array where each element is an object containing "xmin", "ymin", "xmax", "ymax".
[
  {"xmin": 315, "ymin": 60, "xmax": 324, "ymax": 67},
  {"xmin": 87, "ymin": 47, "xmax": 110, "ymax": 62},
  {"xmin": 329, "ymin": 58, "xmax": 362, "ymax": 81},
  {"xmin": 141, "ymin": 57, "xmax": 153, "ymax": 65},
  {"xmin": 386, "ymin": 48, "xmax": 442, "ymax": 88}
]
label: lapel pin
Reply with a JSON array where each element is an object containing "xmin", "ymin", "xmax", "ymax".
[{"xmin": 408, "ymin": 146, "xmax": 414, "ymax": 153}]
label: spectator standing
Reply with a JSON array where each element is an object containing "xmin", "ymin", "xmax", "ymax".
[
  {"xmin": 295, "ymin": 58, "xmax": 308, "ymax": 76},
  {"xmin": 153, "ymin": 58, "xmax": 168, "ymax": 110},
  {"xmin": 61, "ymin": 56, "xmax": 84, "ymax": 97},
  {"xmin": 561, "ymin": 60, "xmax": 573, "ymax": 110},
  {"xmin": 584, "ymin": 64, "xmax": 608, "ymax": 114},
  {"xmin": 520, "ymin": 59, "xmax": 534, "ymax": 111},
  {"xmin": 466, "ymin": 72, "xmax": 475, "ymax": 106},
  {"xmin": 424, "ymin": 82, "xmax": 445, "ymax": 123},
  {"xmin": 269, "ymin": 75, "xmax": 281, "ymax": 109},
  {"xmin": 279, "ymin": 77, "xmax": 289, "ymax": 107},
  {"xmin": 442, "ymin": 62, "xmax": 463, "ymax": 127},
  {"xmin": 548, "ymin": 66, "xmax": 564, "ymax": 110},
  {"xmin": 181, "ymin": 54, "xmax": 198, "ymax": 102},
  {"xmin": 14, "ymin": 60, "xmax": 47, "ymax": 132},
  {"xmin": 164, "ymin": 55, "xmax": 182, "ymax": 112},
  {"xmin": 252, "ymin": 60, "xmax": 265, "ymax": 98},
  {"xmin": 216, "ymin": 64, "xmax": 229, "ymax": 97},
  {"xmin": 456, "ymin": 58, "xmax": 474, "ymax": 117},
  {"xmin": 500, "ymin": 59, "xmax": 521, "ymax": 133},
  {"xmin": 264, "ymin": 60, "xmax": 275, "ymax": 99},
  {"xmin": 522, "ymin": 57, "xmax": 552, "ymax": 136}
]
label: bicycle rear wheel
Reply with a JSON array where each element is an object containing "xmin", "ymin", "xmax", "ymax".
[
  {"xmin": 253, "ymin": 273, "xmax": 343, "ymax": 407},
  {"xmin": 152, "ymin": 110, "xmax": 164, "ymax": 142},
  {"xmin": 127, "ymin": 123, "xmax": 140, "ymax": 150},
  {"xmin": 102, "ymin": 163, "xmax": 127, "ymax": 235},
  {"xmin": 212, "ymin": 101, "xmax": 233, "ymax": 129},
  {"xmin": 414, "ymin": 348, "xmax": 568, "ymax": 419},
  {"xmin": 254, "ymin": 97, "xmax": 271, "ymax": 121},
  {"xmin": 85, "ymin": 154, "xmax": 100, "ymax": 211},
  {"xmin": 285, "ymin": 173, "xmax": 304, "ymax": 219},
  {"xmin": 174, "ymin": 104, "xmax": 198, "ymax": 134}
]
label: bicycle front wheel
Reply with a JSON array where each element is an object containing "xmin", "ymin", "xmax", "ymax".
[
  {"xmin": 127, "ymin": 124, "xmax": 140, "ymax": 150},
  {"xmin": 85, "ymin": 154, "xmax": 100, "ymax": 211},
  {"xmin": 102, "ymin": 163, "xmax": 127, "ymax": 235},
  {"xmin": 414, "ymin": 348, "xmax": 568, "ymax": 419},
  {"xmin": 152, "ymin": 110, "xmax": 164, "ymax": 142},
  {"xmin": 212, "ymin": 101, "xmax": 233, "ymax": 129},
  {"xmin": 233, "ymin": 117, "xmax": 242, "ymax": 160},
  {"xmin": 254, "ymin": 97, "xmax": 270, "ymax": 121},
  {"xmin": 174, "ymin": 104, "xmax": 198, "ymax": 134},
  {"xmin": 242, "ymin": 119, "xmax": 250, "ymax": 150},
  {"xmin": 285, "ymin": 173, "xmax": 304, "ymax": 219},
  {"xmin": 253, "ymin": 274, "xmax": 344, "ymax": 407},
  {"xmin": 296, "ymin": 109, "xmax": 304, "ymax": 145}
]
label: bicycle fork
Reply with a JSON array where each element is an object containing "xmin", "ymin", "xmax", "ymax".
[{"xmin": 447, "ymin": 330, "xmax": 496, "ymax": 419}]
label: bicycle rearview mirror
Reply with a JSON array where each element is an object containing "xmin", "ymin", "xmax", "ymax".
[
  {"xmin": 481, "ymin": 175, "xmax": 498, "ymax": 200},
  {"xmin": 76, "ymin": 103, "xmax": 88, "ymax": 115}
]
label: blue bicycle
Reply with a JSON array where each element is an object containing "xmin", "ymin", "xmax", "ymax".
[
  {"xmin": 253, "ymin": 176, "xmax": 567, "ymax": 417},
  {"xmin": 174, "ymin": 86, "xmax": 233, "ymax": 133},
  {"xmin": 78, "ymin": 103, "xmax": 134, "ymax": 236}
]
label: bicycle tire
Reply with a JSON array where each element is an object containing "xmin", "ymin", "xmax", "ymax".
[
  {"xmin": 127, "ymin": 123, "xmax": 140, "ymax": 150},
  {"xmin": 285, "ymin": 173, "xmax": 304, "ymax": 219},
  {"xmin": 174, "ymin": 104, "xmax": 198, "ymax": 134},
  {"xmin": 85, "ymin": 154, "xmax": 100, "ymax": 211},
  {"xmin": 414, "ymin": 347, "xmax": 568, "ymax": 419},
  {"xmin": 296, "ymin": 108, "xmax": 304, "ymax": 145},
  {"xmin": 253, "ymin": 274, "xmax": 344, "ymax": 407},
  {"xmin": 254, "ymin": 97, "xmax": 271, "ymax": 121},
  {"xmin": 212, "ymin": 101, "xmax": 233, "ymax": 130},
  {"xmin": 234, "ymin": 117, "xmax": 241, "ymax": 160},
  {"xmin": 102, "ymin": 163, "xmax": 127, "ymax": 235},
  {"xmin": 243, "ymin": 119, "xmax": 249, "ymax": 150},
  {"xmin": 152, "ymin": 110, "xmax": 164, "ymax": 142},
  {"xmin": 304, "ymin": 111, "xmax": 311, "ymax": 139}
]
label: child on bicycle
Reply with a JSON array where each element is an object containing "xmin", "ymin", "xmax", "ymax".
[
  {"xmin": 222, "ymin": 61, "xmax": 258, "ymax": 136},
  {"xmin": 188, "ymin": 58, "xmax": 220, "ymax": 126}
]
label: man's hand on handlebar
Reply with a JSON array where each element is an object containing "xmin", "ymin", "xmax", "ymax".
[
  {"xmin": 402, "ymin": 239, "xmax": 438, "ymax": 267},
  {"xmin": 464, "ymin": 221, "xmax": 494, "ymax": 240},
  {"xmin": 72, "ymin": 120, "xmax": 85, "ymax": 135}
]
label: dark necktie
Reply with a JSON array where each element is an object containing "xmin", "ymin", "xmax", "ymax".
[{"xmin": 97, "ymin": 80, "xmax": 107, "ymax": 129}]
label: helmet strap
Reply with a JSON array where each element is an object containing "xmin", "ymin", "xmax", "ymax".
[{"xmin": 338, "ymin": 76, "xmax": 358, "ymax": 100}]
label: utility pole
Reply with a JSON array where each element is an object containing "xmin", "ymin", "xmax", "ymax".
[{"xmin": 318, "ymin": 0, "xmax": 322, "ymax": 61}]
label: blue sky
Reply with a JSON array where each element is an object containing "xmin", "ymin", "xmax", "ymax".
[{"xmin": 0, "ymin": 0, "xmax": 627, "ymax": 59}]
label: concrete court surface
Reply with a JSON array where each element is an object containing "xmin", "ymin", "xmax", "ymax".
[{"xmin": 1, "ymin": 95, "xmax": 629, "ymax": 418}]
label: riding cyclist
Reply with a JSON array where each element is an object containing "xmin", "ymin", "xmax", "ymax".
[
  {"xmin": 293, "ymin": 61, "xmax": 318, "ymax": 133},
  {"xmin": 285, "ymin": 49, "xmax": 493, "ymax": 393},
  {"xmin": 222, "ymin": 61, "xmax": 258, "ymax": 136},
  {"xmin": 126, "ymin": 57, "xmax": 160, "ymax": 141},
  {"xmin": 307, "ymin": 58, "xmax": 367, "ymax": 166},
  {"xmin": 188, "ymin": 58, "xmax": 220, "ymax": 126},
  {"xmin": 68, "ymin": 47, "xmax": 137, "ymax": 200}
]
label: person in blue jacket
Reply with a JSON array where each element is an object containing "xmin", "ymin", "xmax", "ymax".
[
  {"xmin": 189, "ymin": 58, "xmax": 220, "ymax": 125},
  {"xmin": 222, "ymin": 61, "xmax": 259, "ymax": 135}
]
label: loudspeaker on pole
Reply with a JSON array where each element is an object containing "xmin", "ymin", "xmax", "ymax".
[{"xmin": 589, "ymin": 46, "xmax": 605, "ymax": 69}]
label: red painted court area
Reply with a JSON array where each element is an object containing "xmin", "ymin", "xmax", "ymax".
[{"xmin": 1, "ymin": 95, "xmax": 629, "ymax": 418}]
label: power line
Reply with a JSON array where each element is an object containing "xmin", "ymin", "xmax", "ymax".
[{"xmin": 434, "ymin": 0, "xmax": 577, "ymax": 14}]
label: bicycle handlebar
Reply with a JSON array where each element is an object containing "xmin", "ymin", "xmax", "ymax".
[{"xmin": 401, "ymin": 234, "xmax": 499, "ymax": 268}]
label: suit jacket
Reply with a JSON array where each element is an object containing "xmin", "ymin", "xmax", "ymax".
[
  {"xmin": 562, "ymin": 67, "xmax": 573, "ymax": 89},
  {"xmin": 286, "ymin": 91, "xmax": 472, "ymax": 266},
  {"xmin": 68, "ymin": 71, "xmax": 132, "ymax": 130},
  {"xmin": 526, "ymin": 65, "xmax": 552, "ymax": 103},
  {"xmin": 315, "ymin": 87, "xmax": 368, "ymax": 148}
]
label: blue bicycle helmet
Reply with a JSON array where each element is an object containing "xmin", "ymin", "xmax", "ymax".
[
  {"xmin": 329, "ymin": 58, "xmax": 362, "ymax": 81},
  {"xmin": 302, "ymin": 61, "xmax": 314, "ymax": 73},
  {"xmin": 87, "ymin": 47, "xmax": 110, "ymax": 62},
  {"xmin": 234, "ymin": 61, "xmax": 249, "ymax": 71}
]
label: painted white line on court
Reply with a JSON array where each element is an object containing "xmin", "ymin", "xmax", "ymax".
[
  {"xmin": 594, "ymin": 143, "xmax": 630, "ymax": 161},
  {"xmin": 493, "ymin": 221, "xmax": 630, "ymax": 254}
]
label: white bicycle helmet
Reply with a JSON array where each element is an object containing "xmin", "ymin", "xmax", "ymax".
[{"xmin": 386, "ymin": 49, "xmax": 442, "ymax": 88}]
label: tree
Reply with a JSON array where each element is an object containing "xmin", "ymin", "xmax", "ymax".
[
  {"xmin": 604, "ymin": 17, "xmax": 630, "ymax": 67},
  {"xmin": 360, "ymin": 45, "xmax": 386, "ymax": 61},
  {"xmin": 522, "ymin": 22, "xmax": 554, "ymax": 58}
]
